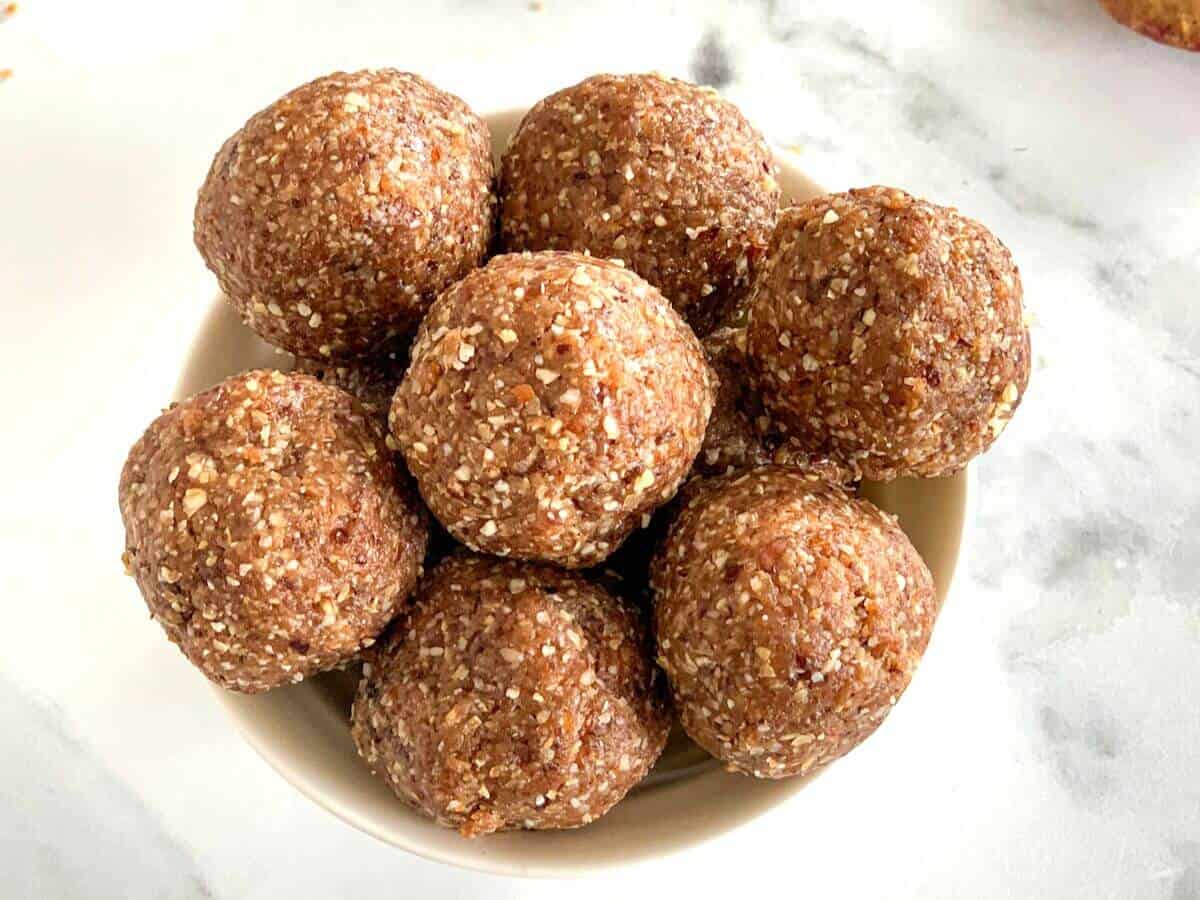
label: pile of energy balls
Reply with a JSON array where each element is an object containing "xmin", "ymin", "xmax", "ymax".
[{"xmin": 118, "ymin": 70, "xmax": 1030, "ymax": 838}]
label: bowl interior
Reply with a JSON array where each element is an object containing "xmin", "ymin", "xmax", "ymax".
[{"xmin": 176, "ymin": 108, "xmax": 968, "ymax": 878}]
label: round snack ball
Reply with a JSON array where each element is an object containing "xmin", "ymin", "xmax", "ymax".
[
  {"xmin": 351, "ymin": 552, "xmax": 670, "ymax": 836},
  {"xmin": 747, "ymin": 186, "xmax": 1031, "ymax": 481},
  {"xmin": 195, "ymin": 69, "xmax": 495, "ymax": 359},
  {"xmin": 293, "ymin": 343, "xmax": 409, "ymax": 433},
  {"xmin": 1098, "ymin": 0, "xmax": 1199, "ymax": 49},
  {"xmin": 118, "ymin": 370, "xmax": 429, "ymax": 693},
  {"xmin": 391, "ymin": 251, "xmax": 715, "ymax": 569},
  {"xmin": 652, "ymin": 466, "xmax": 936, "ymax": 778},
  {"xmin": 697, "ymin": 326, "xmax": 854, "ymax": 484},
  {"xmin": 499, "ymin": 73, "xmax": 780, "ymax": 334}
]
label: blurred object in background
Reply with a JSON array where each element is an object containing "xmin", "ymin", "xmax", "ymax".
[
  {"xmin": 1098, "ymin": 0, "xmax": 1200, "ymax": 50},
  {"xmin": 0, "ymin": 2, "xmax": 14, "ymax": 82}
]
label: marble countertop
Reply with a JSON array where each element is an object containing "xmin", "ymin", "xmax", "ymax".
[{"xmin": 3, "ymin": 1, "xmax": 1198, "ymax": 897}]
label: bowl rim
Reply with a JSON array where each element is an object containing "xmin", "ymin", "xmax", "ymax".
[{"xmin": 182, "ymin": 105, "xmax": 976, "ymax": 878}]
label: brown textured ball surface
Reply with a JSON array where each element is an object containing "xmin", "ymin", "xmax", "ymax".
[
  {"xmin": 652, "ymin": 467, "xmax": 936, "ymax": 778},
  {"xmin": 351, "ymin": 553, "xmax": 670, "ymax": 837},
  {"xmin": 293, "ymin": 344, "xmax": 409, "ymax": 433},
  {"xmin": 195, "ymin": 70, "xmax": 495, "ymax": 359},
  {"xmin": 391, "ymin": 251, "xmax": 715, "ymax": 569},
  {"xmin": 747, "ymin": 187, "xmax": 1031, "ymax": 481},
  {"xmin": 1099, "ymin": 0, "xmax": 1200, "ymax": 49},
  {"xmin": 499, "ymin": 73, "xmax": 780, "ymax": 333},
  {"xmin": 118, "ymin": 370, "xmax": 429, "ymax": 693},
  {"xmin": 697, "ymin": 326, "xmax": 855, "ymax": 484}
]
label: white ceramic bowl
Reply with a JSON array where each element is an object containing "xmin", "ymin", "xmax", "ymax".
[{"xmin": 175, "ymin": 108, "xmax": 970, "ymax": 878}]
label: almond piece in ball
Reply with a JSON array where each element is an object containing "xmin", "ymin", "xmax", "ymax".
[
  {"xmin": 351, "ymin": 553, "xmax": 670, "ymax": 837},
  {"xmin": 391, "ymin": 251, "xmax": 715, "ymax": 569},
  {"xmin": 195, "ymin": 70, "xmax": 495, "ymax": 359},
  {"xmin": 118, "ymin": 370, "xmax": 429, "ymax": 693},
  {"xmin": 652, "ymin": 466, "xmax": 936, "ymax": 779},
  {"xmin": 747, "ymin": 187, "xmax": 1031, "ymax": 481}
]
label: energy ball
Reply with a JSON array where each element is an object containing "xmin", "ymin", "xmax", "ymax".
[
  {"xmin": 499, "ymin": 73, "xmax": 780, "ymax": 333},
  {"xmin": 697, "ymin": 326, "xmax": 854, "ymax": 484},
  {"xmin": 351, "ymin": 553, "xmax": 670, "ymax": 837},
  {"xmin": 652, "ymin": 467, "xmax": 936, "ymax": 778},
  {"xmin": 195, "ymin": 69, "xmax": 495, "ymax": 359},
  {"xmin": 747, "ymin": 187, "xmax": 1031, "ymax": 481},
  {"xmin": 118, "ymin": 370, "xmax": 429, "ymax": 693},
  {"xmin": 391, "ymin": 251, "xmax": 715, "ymax": 569},
  {"xmin": 293, "ymin": 343, "xmax": 409, "ymax": 433},
  {"xmin": 1098, "ymin": 0, "xmax": 1199, "ymax": 49}
]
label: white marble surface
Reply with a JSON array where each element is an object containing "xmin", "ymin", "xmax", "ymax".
[{"xmin": 3, "ymin": 0, "xmax": 1199, "ymax": 896}]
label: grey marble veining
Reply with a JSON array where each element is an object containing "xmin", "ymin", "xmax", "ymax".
[{"xmin": 1, "ymin": 679, "xmax": 213, "ymax": 899}]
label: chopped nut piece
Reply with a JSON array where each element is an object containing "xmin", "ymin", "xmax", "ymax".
[
  {"xmin": 181, "ymin": 488, "xmax": 207, "ymax": 517},
  {"xmin": 633, "ymin": 470, "xmax": 655, "ymax": 492}
]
